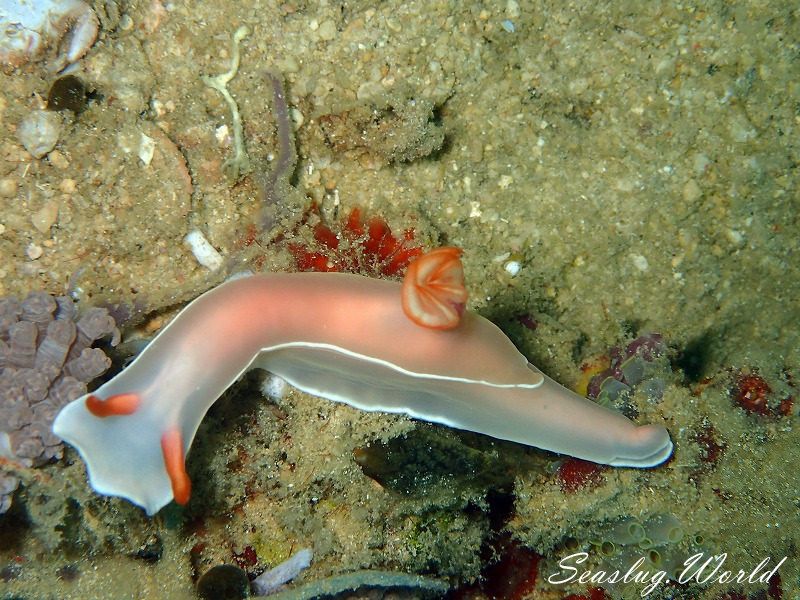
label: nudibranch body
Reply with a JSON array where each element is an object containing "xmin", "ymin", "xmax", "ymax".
[{"xmin": 53, "ymin": 252, "xmax": 672, "ymax": 515}]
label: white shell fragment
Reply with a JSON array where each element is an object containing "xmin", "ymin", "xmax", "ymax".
[
  {"xmin": 261, "ymin": 373, "xmax": 288, "ymax": 401},
  {"xmin": 0, "ymin": 0, "xmax": 99, "ymax": 71},
  {"xmin": 17, "ymin": 110, "xmax": 62, "ymax": 158},
  {"xmin": 504, "ymin": 259, "xmax": 522, "ymax": 277},
  {"xmin": 251, "ymin": 548, "xmax": 313, "ymax": 596},
  {"xmin": 184, "ymin": 229, "xmax": 224, "ymax": 271},
  {"xmin": 138, "ymin": 133, "xmax": 156, "ymax": 166}
]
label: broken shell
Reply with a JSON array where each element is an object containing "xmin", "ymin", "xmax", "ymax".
[
  {"xmin": 138, "ymin": 133, "xmax": 155, "ymax": 165},
  {"xmin": 17, "ymin": 110, "xmax": 63, "ymax": 159},
  {"xmin": 503, "ymin": 252, "xmax": 524, "ymax": 277},
  {"xmin": 504, "ymin": 259, "xmax": 522, "ymax": 277},
  {"xmin": 0, "ymin": 0, "xmax": 99, "ymax": 71},
  {"xmin": 184, "ymin": 229, "xmax": 224, "ymax": 271}
]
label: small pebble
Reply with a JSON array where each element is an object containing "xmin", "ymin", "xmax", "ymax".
[
  {"xmin": 725, "ymin": 228, "xmax": 745, "ymax": 246},
  {"xmin": 630, "ymin": 253, "xmax": 649, "ymax": 272},
  {"xmin": 693, "ymin": 153, "xmax": 710, "ymax": 176},
  {"xmin": 26, "ymin": 243, "xmax": 44, "ymax": 260},
  {"xmin": 289, "ymin": 107, "xmax": 304, "ymax": 129},
  {"xmin": 17, "ymin": 110, "xmax": 62, "ymax": 159},
  {"xmin": 0, "ymin": 178, "xmax": 17, "ymax": 198},
  {"xmin": 48, "ymin": 149, "xmax": 69, "ymax": 168},
  {"xmin": 134, "ymin": 534, "xmax": 163, "ymax": 564},
  {"xmin": 31, "ymin": 202, "xmax": 59, "ymax": 234},
  {"xmin": 139, "ymin": 133, "xmax": 155, "ymax": 165},
  {"xmin": 682, "ymin": 179, "xmax": 702, "ymax": 203},
  {"xmin": 385, "ymin": 17, "xmax": 402, "ymax": 33},
  {"xmin": 318, "ymin": 19, "xmax": 337, "ymax": 41},
  {"xmin": 59, "ymin": 178, "xmax": 77, "ymax": 193}
]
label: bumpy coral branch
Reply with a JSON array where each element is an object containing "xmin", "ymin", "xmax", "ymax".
[{"xmin": 0, "ymin": 292, "xmax": 119, "ymax": 513}]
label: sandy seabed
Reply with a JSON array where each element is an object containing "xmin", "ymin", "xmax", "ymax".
[{"xmin": 0, "ymin": 1, "xmax": 797, "ymax": 599}]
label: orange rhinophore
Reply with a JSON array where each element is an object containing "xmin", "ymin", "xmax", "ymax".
[
  {"xmin": 160, "ymin": 428, "xmax": 191, "ymax": 506},
  {"xmin": 85, "ymin": 393, "xmax": 141, "ymax": 417},
  {"xmin": 401, "ymin": 247, "xmax": 469, "ymax": 330}
]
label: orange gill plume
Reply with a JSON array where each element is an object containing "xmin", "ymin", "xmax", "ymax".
[{"xmin": 401, "ymin": 247, "xmax": 468, "ymax": 330}]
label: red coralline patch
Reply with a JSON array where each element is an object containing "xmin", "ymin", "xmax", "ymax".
[
  {"xmin": 481, "ymin": 540, "xmax": 541, "ymax": 600},
  {"xmin": 768, "ymin": 572, "xmax": 782, "ymax": 599},
  {"xmin": 286, "ymin": 204, "xmax": 423, "ymax": 277},
  {"xmin": 450, "ymin": 536, "xmax": 541, "ymax": 600},
  {"xmin": 233, "ymin": 222, "xmax": 261, "ymax": 251},
  {"xmin": 733, "ymin": 371, "xmax": 772, "ymax": 416},
  {"xmin": 232, "ymin": 545, "xmax": 258, "ymax": 570},
  {"xmin": 515, "ymin": 314, "xmax": 538, "ymax": 330},
  {"xmin": 690, "ymin": 419, "xmax": 726, "ymax": 479},
  {"xmin": 780, "ymin": 369, "xmax": 797, "ymax": 416},
  {"xmin": 691, "ymin": 375, "xmax": 715, "ymax": 397},
  {"xmin": 556, "ymin": 458, "xmax": 606, "ymax": 493},
  {"xmin": 714, "ymin": 579, "xmax": 783, "ymax": 600},
  {"xmin": 777, "ymin": 395, "xmax": 793, "ymax": 417},
  {"xmin": 188, "ymin": 542, "xmax": 207, "ymax": 582}
]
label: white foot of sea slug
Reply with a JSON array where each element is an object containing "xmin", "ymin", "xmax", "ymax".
[
  {"xmin": 53, "ymin": 248, "xmax": 673, "ymax": 515},
  {"xmin": 0, "ymin": 0, "xmax": 98, "ymax": 71}
]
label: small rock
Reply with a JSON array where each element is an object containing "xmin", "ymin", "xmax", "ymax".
[
  {"xmin": 26, "ymin": 243, "xmax": 44, "ymax": 260},
  {"xmin": 318, "ymin": 19, "xmax": 337, "ymax": 41},
  {"xmin": 0, "ymin": 563, "xmax": 21, "ymax": 582},
  {"xmin": 134, "ymin": 534, "xmax": 163, "ymax": 564},
  {"xmin": 682, "ymin": 179, "xmax": 702, "ymax": 203},
  {"xmin": 0, "ymin": 0, "xmax": 98, "ymax": 70},
  {"xmin": 0, "ymin": 177, "xmax": 17, "ymax": 198},
  {"xmin": 139, "ymin": 133, "xmax": 155, "ymax": 165},
  {"xmin": 48, "ymin": 149, "xmax": 69, "ymax": 168},
  {"xmin": 59, "ymin": 178, "xmax": 77, "ymax": 193},
  {"xmin": 506, "ymin": 0, "xmax": 521, "ymax": 18},
  {"xmin": 31, "ymin": 201, "xmax": 59, "ymax": 233},
  {"xmin": 630, "ymin": 253, "xmax": 649, "ymax": 272},
  {"xmin": 17, "ymin": 110, "xmax": 62, "ymax": 159}
]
